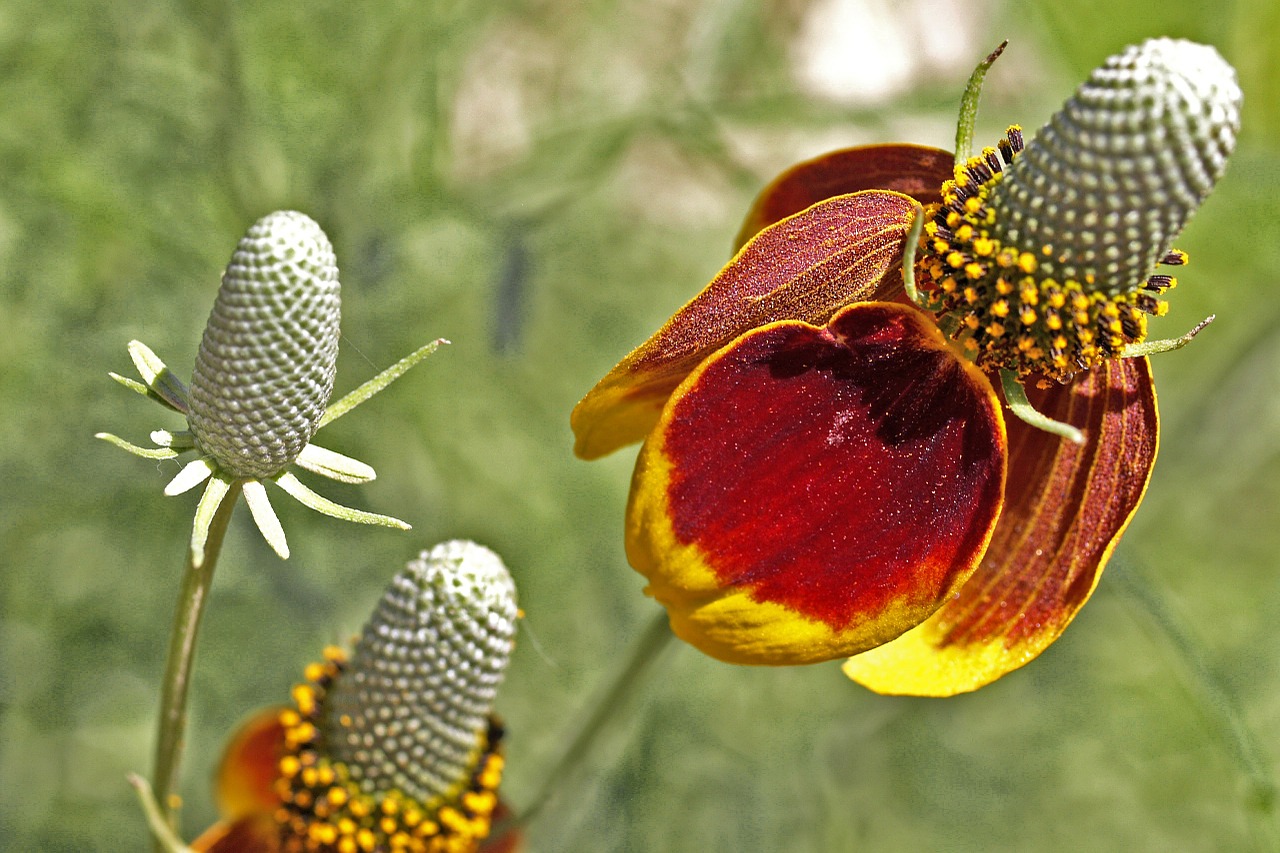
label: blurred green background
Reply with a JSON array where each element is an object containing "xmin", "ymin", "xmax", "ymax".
[{"xmin": 3, "ymin": 0, "xmax": 1279, "ymax": 850}]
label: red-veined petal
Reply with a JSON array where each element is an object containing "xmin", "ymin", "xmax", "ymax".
[
  {"xmin": 572, "ymin": 191, "xmax": 918, "ymax": 459},
  {"xmin": 734, "ymin": 144, "xmax": 954, "ymax": 249},
  {"xmin": 844, "ymin": 358, "xmax": 1158, "ymax": 695},
  {"xmin": 626, "ymin": 302, "xmax": 1006, "ymax": 664}
]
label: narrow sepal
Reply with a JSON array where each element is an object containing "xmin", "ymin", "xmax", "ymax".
[
  {"xmin": 319, "ymin": 339, "xmax": 447, "ymax": 429},
  {"xmin": 242, "ymin": 480, "xmax": 289, "ymax": 559},
  {"xmin": 165, "ymin": 458, "xmax": 216, "ymax": 496},
  {"xmin": 627, "ymin": 303, "xmax": 1006, "ymax": 664},
  {"xmin": 844, "ymin": 358, "xmax": 1158, "ymax": 695},
  {"xmin": 273, "ymin": 471, "xmax": 410, "ymax": 529},
  {"xmin": 572, "ymin": 191, "xmax": 920, "ymax": 460},
  {"xmin": 295, "ymin": 442, "xmax": 377, "ymax": 483},
  {"xmin": 127, "ymin": 339, "xmax": 190, "ymax": 413},
  {"xmin": 734, "ymin": 144, "xmax": 955, "ymax": 249},
  {"xmin": 95, "ymin": 432, "xmax": 180, "ymax": 460},
  {"xmin": 192, "ymin": 476, "xmax": 234, "ymax": 568}
]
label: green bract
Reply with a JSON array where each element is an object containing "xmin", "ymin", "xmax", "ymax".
[{"xmin": 97, "ymin": 210, "xmax": 445, "ymax": 565}]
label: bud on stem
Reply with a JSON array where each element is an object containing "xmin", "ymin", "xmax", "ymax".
[{"xmin": 188, "ymin": 211, "xmax": 341, "ymax": 478}]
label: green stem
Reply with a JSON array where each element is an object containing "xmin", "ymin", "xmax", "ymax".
[
  {"xmin": 506, "ymin": 609, "xmax": 675, "ymax": 834},
  {"xmin": 150, "ymin": 482, "xmax": 242, "ymax": 851},
  {"xmin": 1110, "ymin": 553, "xmax": 1279, "ymax": 852}
]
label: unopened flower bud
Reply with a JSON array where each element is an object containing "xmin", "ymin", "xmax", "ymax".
[{"xmin": 188, "ymin": 211, "xmax": 341, "ymax": 478}]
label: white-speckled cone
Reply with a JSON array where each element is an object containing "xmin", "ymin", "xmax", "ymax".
[
  {"xmin": 989, "ymin": 38, "xmax": 1242, "ymax": 293},
  {"xmin": 187, "ymin": 211, "xmax": 341, "ymax": 478},
  {"xmin": 321, "ymin": 541, "xmax": 519, "ymax": 804}
]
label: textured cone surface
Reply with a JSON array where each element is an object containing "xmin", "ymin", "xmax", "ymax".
[
  {"xmin": 188, "ymin": 210, "xmax": 341, "ymax": 478},
  {"xmin": 321, "ymin": 540, "xmax": 519, "ymax": 805},
  {"xmin": 989, "ymin": 38, "xmax": 1241, "ymax": 293}
]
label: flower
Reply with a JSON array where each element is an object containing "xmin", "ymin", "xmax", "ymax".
[
  {"xmin": 570, "ymin": 39, "xmax": 1241, "ymax": 695},
  {"xmin": 190, "ymin": 540, "xmax": 522, "ymax": 853},
  {"xmin": 97, "ymin": 211, "xmax": 444, "ymax": 564}
]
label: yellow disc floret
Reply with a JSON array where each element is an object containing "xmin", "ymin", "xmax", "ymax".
[
  {"xmin": 917, "ymin": 128, "xmax": 1182, "ymax": 382},
  {"xmin": 273, "ymin": 649, "xmax": 506, "ymax": 853}
]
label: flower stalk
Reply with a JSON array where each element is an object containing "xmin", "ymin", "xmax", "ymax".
[
  {"xmin": 151, "ymin": 480, "xmax": 240, "ymax": 848},
  {"xmin": 504, "ymin": 609, "xmax": 675, "ymax": 836}
]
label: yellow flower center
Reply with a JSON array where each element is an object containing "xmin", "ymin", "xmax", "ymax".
[
  {"xmin": 917, "ymin": 127, "xmax": 1183, "ymax": 382},
  {"xmin": 273, "ymin": 647, "xmax": 505, "ymax": 853}
]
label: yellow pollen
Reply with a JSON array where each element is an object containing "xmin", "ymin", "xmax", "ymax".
[
  {"xmin": 987, "ymin": 322, "xmax": 1005, "ymax": 337},
  {"xmin": 1020, "ymin": 287, "xmax": 1038, "ymax": 306},
  {"xmin": 955, "ymin": 224, "xmax": 974, "ymax": 241},
  {"xmin": 991, "ymin": 300, "xmax": 1010, "ymax": 318},
  {"xmin": 304, "ymin": 662, "xmax": 326, "ymax": 682},
  {"xmin": 964, "ymin": 262, "xmax": 985, "ymax": 279},
  {"xmin": 995, "ymin": 277, "xmax": 1013, "ymax": 295},
  {"xmin": 964, "ymin": 197, "xmax": 983, "ymax": 213},
  {"xmin": 280, "ymin": 755, "xmax": 302, "ymax": 777},
  {"xmin": 963, "ymin": 286, "xmax": 979, "ymax": 304},
  {"xmin": 1020, "ymin": 308, "xmax": 1037, "ymax": 326},
  {"xmin": 946, "ymin": 211, "xmax": 962, "ymax": 228},
  {"xmin": 1045, "ymin": 313, "xmax": 1062, "ymax": 331},
  {"xmin": 947, "ymin": 251, "xmax": 966, "ymax": 269},
  {"xmin": 1018, "ymin": 253, "xmax": 1037, "ymax": 273},
  {"xmin": 973, "ymin": 237, "xmax": 995, "ymax": 256},
  {"xmin": 940, "ymin": 276, "xmax": 958, "ymax": 293},
  {"xmin": 292, "ymin": 684, "xmax": 317, "ymax": 715},
  {"xmin": 1048, "ymin": 291, "xmax": 1066, "ymax": 309}
]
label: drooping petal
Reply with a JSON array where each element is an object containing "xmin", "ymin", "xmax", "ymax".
[
  {"xmin": 626, "ymin": 302, "xmax": 1006, "ymax": 665},
  {"xmin": 734, "ymin": 144, "xmax": 954, "ymax": 249},
  {"xmin": 572, "ymin": 191, "xmax": 919, "ymax": 459},
  {"xmin": 189, "ymin": 709, "xmax": 286, "ymax": 853},
  {"xmin": 844, "ymin": 357, "xmax": 1158, "ymax": 695}
]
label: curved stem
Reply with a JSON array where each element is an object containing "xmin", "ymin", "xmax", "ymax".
[
  {"xmin": 150, "ymin": 482, "xmax": 242, "ymax": 850},
  {"xmin": 505, "ymin": 609, "xmax": 675, "ymax": 834}
]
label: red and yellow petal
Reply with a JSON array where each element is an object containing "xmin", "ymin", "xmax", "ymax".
[
  {"xmin": 571, "ymin": 190, "xmax": 919, "ymax": 460},
  {"xmin": 626, "ymin": 302, "xmax": 1007, "ymax": 665},
  {"xmin": 190, "ymin": 709, "xmax": 286, "ymax": 853},
  {"xmin": 734, "ymin": 144, "xmax": 954, "ymax": 249},
  {"xmin": 844, "ymin": 357, "xmax": 1159, "ymax": 695}
]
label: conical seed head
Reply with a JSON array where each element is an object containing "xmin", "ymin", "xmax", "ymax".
[
  {"xmin": 321, "ymin": 541, "xmax": 519, "ymax": 805},
  {"xmin": 187, "ymin": 210, "xmax": 341, "ymax": 478},
  {"xmin": 989, "ymin": 38, "xmax": 1241, "ymax": 293}
]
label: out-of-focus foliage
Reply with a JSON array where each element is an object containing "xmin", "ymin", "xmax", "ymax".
[{"xmin": 2, "ymin": 1, "xmax": 1278, "ymax": 850}]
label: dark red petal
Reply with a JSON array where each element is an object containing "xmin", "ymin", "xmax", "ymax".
[
  {"xmin": 626, "ymin": 302, "xmax": 1006, "ymax": 664},
  {"xmin": 846, "ymin": 358, "xmax": 1159, "ymax": 695},
  {"xmin": 734, "ymin": 144, "xmax": 955, "ymax": 249},
  {"xmin": 572, "ymin": 191, "xmax": 918, "ymax": 459}
]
